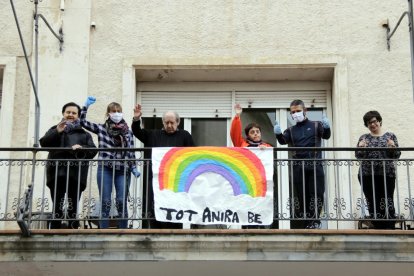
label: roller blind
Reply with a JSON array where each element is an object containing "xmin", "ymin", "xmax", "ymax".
[
  {"xmin": 138, "ymin": 82, "xmax": 329, "ymax": 118},
  {"xmin": 140, "ymin": 91, "xmax": 233, "ymax": 118},
  {"xmin": 235, "ymin": 90, "xmax": 327, "ymax": 108}
]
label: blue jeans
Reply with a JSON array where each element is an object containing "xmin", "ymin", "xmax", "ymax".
[{"xmin": 97, "ymin": 164, "xmax": 130, "ymax": 229}]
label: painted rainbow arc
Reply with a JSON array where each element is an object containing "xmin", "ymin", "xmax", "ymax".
[{"xmin": 158, "ymin": 147, "xmax": 267, "ymax": 197}]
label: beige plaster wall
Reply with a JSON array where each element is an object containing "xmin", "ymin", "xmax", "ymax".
[
  {"xmin": 1, "ymin": 0, "xmax": 413, "ymax": 229},
  {"xmin": 88, "ymin": 0, "xmax": 413, "ymax": 148},
  {"xmin": 1, "ymin": 0, "xmax": 412, "ymax": 148},
  {"xmin": 1, "ymin": 1, "xmax": 33, "ymax": 148}
]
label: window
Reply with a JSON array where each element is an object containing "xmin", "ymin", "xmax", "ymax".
[
  {"xmin": 240, "ymin": 109, "xmax": 276, "ymax": 147},
  {"xmin": 191, "ymin": 118, "xmax": 227, "ymax": 146},
  {"xmin": 142, "ymin": 117, "xmax": 184, "ymax": 130}
]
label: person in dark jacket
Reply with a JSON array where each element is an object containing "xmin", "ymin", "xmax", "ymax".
[
  {"xmin": 131, "ymin": 104, "xmax": 194, "ymax": 229},
  {"xmin": 274, "ymin": 99, "xmax": 331, "ymax": 229},
  {"xmin": 40, "ymin": 102, "xmax": 97, "ymax": 229}
]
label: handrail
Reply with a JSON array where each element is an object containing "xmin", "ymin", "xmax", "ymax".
[
  {"xmin": 1, "ymin": 147, "xmax": 413, "ymax": 234},
  {"xmin": 0, "ymin": 147, "xmax": 414, "ymax": 152}
]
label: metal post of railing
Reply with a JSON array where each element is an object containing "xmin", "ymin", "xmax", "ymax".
[
  {"xmin": 334, "ymin": 159, "xmax": 340, "ymax": 226},
  {"xmin": 406, "ymin": 162, "xmax": 413, "ymax": 228},
  {"xmin": 347, "ymin": 160, "xmax": 353, "ymax": 223},
  {"xmin": 2, "ymin": 162, "xmax": 13, "ymax": 222}
]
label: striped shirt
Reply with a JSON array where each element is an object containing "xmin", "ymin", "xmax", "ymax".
[{"xmin": 80, "ymin": 106, "xmax": 136, "ymax": 170}]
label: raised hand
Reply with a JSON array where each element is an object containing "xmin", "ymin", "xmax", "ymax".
[
  {"xmin": 84, "ymin": 96, "xmax": 96, "ymax": 108},
  {"xmin": 321, "ymin": 115, "xmax": 330, "ymax": 129},
  {"xmin": 56, "ymin": 120, "xmax": 66, "ymax": 133},
  {"xmin": 234, "ymin": 103, "xmax": 242, "ymax": 116},
  {"xmin": 133, "ymin": 104, "xmax": 142, "ymax": 119},
  {"xmin": 274, "ymin": 121, "xmax": 282, "ymax": 135}
]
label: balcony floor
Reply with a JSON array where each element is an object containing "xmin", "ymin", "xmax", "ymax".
[
  {"xmin": 1, "ymin": 229, "xmax": 414, "ymax": 260},
  {"xmin": 1, "ymin": 229, "xmax": 414, "ymax": 275}
]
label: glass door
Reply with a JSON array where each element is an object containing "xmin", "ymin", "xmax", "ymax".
[
  {"xmin": 191, "ymin": 118, "xmax": 227, "ymax": 146},
  {"xmin": 239, "ymin": 109, "xmax": 276, "ymax": 147},
  {"xmin": 279, "ymin": 108, "xmax": 328, "ymax": 229},
  {"xmin": 238, "ymin": 109, "xmax": 278, "ymax": 228}
]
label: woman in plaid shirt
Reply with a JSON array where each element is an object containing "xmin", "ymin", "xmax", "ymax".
[{"xmin": 81, "ymin": 96, "xmax": 140, "ymax": 229}]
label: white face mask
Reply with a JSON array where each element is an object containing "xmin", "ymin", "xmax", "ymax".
[
  {"xmin": 292, "ymin": 111, "xmax": 305, "ymax": 123},
  {"xmin": 109, "ymin": 112, "xmax": 123, "ymax": 124}
]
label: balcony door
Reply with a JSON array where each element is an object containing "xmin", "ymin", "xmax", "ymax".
[{"xmin": 136, "ymin": 81, "xmax": 331, "ymax": 229}]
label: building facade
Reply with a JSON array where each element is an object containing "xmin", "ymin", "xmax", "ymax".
[
  {"xmin": 1, "ymin": 1, "xmax": 413, "ymax": 149},
  {"xmin": 2, "ymin": 2, "xmax": 414, "ymax": 272}
]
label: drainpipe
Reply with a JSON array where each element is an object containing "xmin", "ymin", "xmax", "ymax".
[
  {"xmin": 384, "ymin": 0, "xmax": 414, "ymax": 101},
  {"xmin": 10, "ymin": 0, "xmax": 41, "ymax": 147},
  {"xmin": 408, "ymin": 0, "xmax": 414, "ymax": 102}
]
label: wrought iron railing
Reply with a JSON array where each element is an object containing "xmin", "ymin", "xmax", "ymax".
[{"xmin": 0, "ymin": 147, "xmax": 413, "ymax": 236}]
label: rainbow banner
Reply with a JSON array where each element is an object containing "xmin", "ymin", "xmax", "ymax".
[{"xmin": 152, "ymin": 147, "xmax": 274, "ymax": 226}]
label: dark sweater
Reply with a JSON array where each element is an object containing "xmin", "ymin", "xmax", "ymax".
[{"xmin": 131, "ymin": 119, "xmax": 194, "ymax": 157}]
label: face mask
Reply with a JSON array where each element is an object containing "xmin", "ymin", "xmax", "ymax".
[
  {"xmin": 292, "ymin": 111, "xmax": 305, "ymax": 123},
  {"xmin": 109, "ymin": 112, "xmax": 123, "ymax": 124}
]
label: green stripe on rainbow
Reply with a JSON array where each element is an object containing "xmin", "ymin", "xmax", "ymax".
[{"xmin": 158, "ymin": 147, "xmax": 267, "ymax": 197}]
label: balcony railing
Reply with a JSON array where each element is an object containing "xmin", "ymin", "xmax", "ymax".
[{"xmin": 1, "ymin": 147, "xmax": 413, "ymax": 236}]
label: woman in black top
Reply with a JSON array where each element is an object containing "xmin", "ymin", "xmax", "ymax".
[{"xmin": 355, "ymin": 110, "xmax": 401, "ymax": 229}]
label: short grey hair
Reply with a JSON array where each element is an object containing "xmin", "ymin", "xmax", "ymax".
[
  {"xmin": 162, "ymin": 110, "xmax": 180, "ymax": 124},
  {"xmin": 290, "ymin": 99, "xmax": 305, "ymax": 108}
]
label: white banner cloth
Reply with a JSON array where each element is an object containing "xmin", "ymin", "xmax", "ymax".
[{"xmin": 152, "ymin": 147, "xmax": 274, "ymax": 226}]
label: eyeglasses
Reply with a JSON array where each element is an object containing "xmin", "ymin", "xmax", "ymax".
[
  {"xmin": 248, "ymin": 129, "xmax": 261, "ymax": 135},
  {"xmin": 367, "ymin": 119, "xmax": 379, "ymax": 125}
]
